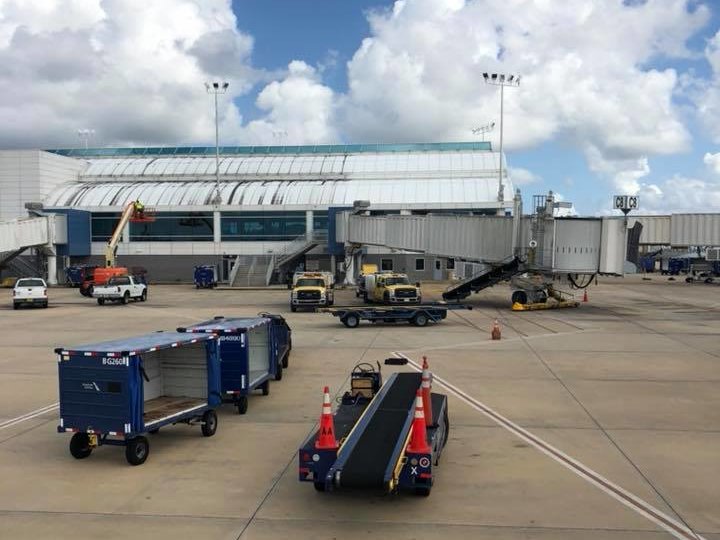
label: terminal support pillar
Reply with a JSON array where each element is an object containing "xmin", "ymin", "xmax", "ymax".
[
  {"xmin": 306, "ymin": 210, "xmax": 314, "ymax": 241},
  {"xmin": 213, "ymin": 211, "xmax": 221, "ymax": 245},
  {"xmin": 46, "ymin": 251, "xmax": 57, "ymax": 285}
]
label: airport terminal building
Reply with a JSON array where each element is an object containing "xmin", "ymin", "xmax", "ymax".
[{"xmin": 0, "ymin": 142, "xmax": 514, "ymax": 283}]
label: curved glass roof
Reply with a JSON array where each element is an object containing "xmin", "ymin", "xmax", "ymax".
[
  {"xmin": 77, "ymin": 151, "xmax": 502, "ymax": 180},
  {"xmin": 46, "ymin": 176, "xmax": 514, "ymax": 208}
]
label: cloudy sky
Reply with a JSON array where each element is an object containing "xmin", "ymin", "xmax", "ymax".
[{"xmin": 0, "ymin": 0, "xmax": 719, "ymax": 215}]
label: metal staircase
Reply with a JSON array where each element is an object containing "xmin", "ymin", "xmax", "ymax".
[{"xmin": 442, "ymin": 257, "xmax": 522, "ymax": 301}]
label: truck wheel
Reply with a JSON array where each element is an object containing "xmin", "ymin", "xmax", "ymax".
[
  {"xmin": 140, "ymin": 289, "xmax": 147, "ymax": 302},
  {"xmin": 511, "ymin": 291, "xmax": 528, "ymax": 305},
  {"xmin": 87, "ymin": 285, "xmax": 94, "ymax": 297},
  {"xmin": 12, "ymin": 303, "xmax": 18, "ymax": 310},
  {"xmin": 313, "ymin": 482, "xmax": 326, "ymax": 492},
  {"xmin": 69, "ymin": 433, "xmax": 93, "ymax": 459},
  {"xmin": 383, "ymin": 292, "xmax": 390, "ymax": 304},
  {"xmin": 262, "ymin": 381, "xmax": 270, "ymax": 396},
  {"xmin": 121, "ymin": 291, "xmax": 130, "ymax": 305},
  {"xmin": 413, "ymin": 313, "xmax": 428, "ymax": 327},
  {"xmin": 201, "ymin": 410, "xmax": 218, "ymax": 437},
  {"xmin": 342, "ymin": 313, "xmax": 360, "ymax": 328},
  {"xmin": 43, "ymin": 302, "xmax": 48, "ymax": 309},
  {"xmin": 291, "ymin": 305, "xmax": 297, "ymax": 312},
  {"xmin": 97, "ymin": 298, "xmax": 105, "ymax": 305},
  {"xmin": 415, "ymin": 486, "xmax": 431, "ymax": 497},
  {"xmin": 125, "ymin": 436, "xmax": 149, "ymax": 465},
  {"xmin": 274, "ymin": 361, "xmax": 283, "ymax": 381},
  {"xmin": 236, "ymin": 396, "xmax": 249, "ymax": 415},
  {"xmin": 363, "ymin": 293, "xmax": 369, "ymax": 304},
  {"xmin": 282, "ymin": 351, "xmax": 289, "ymax": 369}
]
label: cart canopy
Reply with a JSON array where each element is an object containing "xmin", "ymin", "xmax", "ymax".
[{"xmin": 55, "ymin": 331, "xmax": 216, "ymax": 357}]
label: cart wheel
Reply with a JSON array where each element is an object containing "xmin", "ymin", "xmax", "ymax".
[
  {"xmin": 415, "ymin": 486, "xmax": 431, "ymax": 497},
  {"xmin": 274, "ymin": 361, "xmax": 283, "ymax": 381},
  {"xmin": 262, "ymin": 380, "xmax": 270, "ymax": 396},
  {"xmin": 413, "ymin": 313, "xmax": 428, "ymax": 327},
  {"xmin": 69, "ymin": 433, "xmax": 93, "ymax": 459},
  {"xmin": 291, "ymin": 305, "xmax": 297, "ymax": 312},
  {"xmin": 342, "ymin": 313, "xmax": 360, "ymax": 328},
  {"xmin": 125, "ymin": 436, "xmax": 150, "ymax": 466},
  {"xmin": 313, "ymin": 481, "xmax": 326, "ymax": 492},
  {"xmin": 148, "ymin": 429, "xmax": 159, "ymax": 434},
  {"xmin": 201, "ymin": 410, "xmax": 218, "ymax": 437},
  {"xmin": 282, "ymin": 351, "xmax": 289, "ymax": 369},
  {"xmin": 236, "ymin": 396, "xmax": 249, "ymax": 415}
]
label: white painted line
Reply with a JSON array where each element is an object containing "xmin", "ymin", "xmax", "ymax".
[
  {"xmin": 0, "ymin": 403, "xmax": 58, "ymax": 431},
  {"xmin": 393, "ymin": 352, "xmax": 704, "ymax": 540}
]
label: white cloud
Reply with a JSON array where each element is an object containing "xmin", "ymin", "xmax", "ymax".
[
  {"xmin": 697, "ymin": 30, "xmax": 720, "ymax": 142},
  {"xmin": 704, "ymin": 152, "xmax": 720, "ymax": 174},
  {"xmin": 339, "ymin": 0, "xmax": 707, "ymax": 162},
  {"xmin": 508, "ymin": 167, "xmax": 540, "ymax": 186},
  {"xmin": 0, "ymin": 0, "xmax": 259, "ymax": 148},
  {"xmin": 241, "ymin": 61, "xmax": 338, "ymax": 145}
]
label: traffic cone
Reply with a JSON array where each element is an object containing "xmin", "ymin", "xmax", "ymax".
[
  {"xmin": 421, "ymin": 357, "xmax": 433, "ymax": 427},
  {"xmin": 582, "ymin": 289, "xmax": 588, "ymax": 302},
  {"xmin": 407, "ymin": 390, "xmax": 431, "ymax": 454},
  {"xmin": 491, "ymin": 319, "xmax": 502, "ymax": 340},
  {"xmin": 315, "ymin": 386, "xmax": 338, "ymax": 450}
]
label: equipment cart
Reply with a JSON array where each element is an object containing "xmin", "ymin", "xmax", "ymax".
[
  {"xmin": 178, "ymin": 315, "xmax": 292, "ymax": 415},
  {"xmin": 56, "ymin": 332, "xmax": 221, "ymax": 466},
  {"xmin": 194, "ymin": 264, "xmax": 218, "ymax": 288},
  {"xmin": 319, "ymin": 303, "xmax": 471, "ymax": 328},
  {"xmin": 298, "ymin": 360, "xmax": 449, "ymax": 496}
]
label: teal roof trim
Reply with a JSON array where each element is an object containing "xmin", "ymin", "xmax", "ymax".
[{"xmin": 46, "ymin": 141, "xmax": 492, "ymax": 158}]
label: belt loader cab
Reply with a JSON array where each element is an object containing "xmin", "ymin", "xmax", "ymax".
[
  {"xmin": 365, "ymin": 272, "xmax": 422, "ymax": 305},
  {"xmin": 290, "ymin": 272, "xmax": 335, "ymax": 312}
]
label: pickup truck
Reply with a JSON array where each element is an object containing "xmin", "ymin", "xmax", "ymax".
[
  {"xmin": 13, "ymin": 277, "xmax": 48, "ymax": 309},
  {"xmin": 93, "ymin": 275, "xmax": 147, "ymax": 305}
]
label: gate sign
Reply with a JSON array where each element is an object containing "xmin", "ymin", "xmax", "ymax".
[{"xmin": 613, "ymin": 195, "xmax": 639, "ymax": 214}]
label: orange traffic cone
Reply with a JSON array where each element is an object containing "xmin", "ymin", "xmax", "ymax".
[
  {"xmin": 421, "ymin": 357, "xmax": 433, "ymax": 427},
  {"xmin": 407, "ymin": 390, "xmax": 431, "ymax": 454},
  {"xmin": 491, "ymin": 319, "xmax": 502, "ymax": 340},
  {"xmin": 582, "ymin": 289, "xmax": 588, "ymax": 302},
  {"xmin": 315, "ymin": 386, "xmax": 338, "ymax": 450}
]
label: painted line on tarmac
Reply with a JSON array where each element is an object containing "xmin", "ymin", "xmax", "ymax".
[
  {"xmin": 400, "ymin": 329, "xmax": 588, "ymax": 354},
  {"xmin": 0, "ymin": 403, "xmax": 58, "ymax": 431},
  {"xmin": 392, "ymin": 351, "xmax": 704, "ymax": 540}
]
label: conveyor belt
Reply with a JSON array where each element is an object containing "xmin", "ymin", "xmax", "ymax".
[{"xmin": 339, "ymin": 372, "xmax": 421, "ymax": 488}]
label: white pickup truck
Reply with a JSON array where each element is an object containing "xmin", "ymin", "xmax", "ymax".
[
  {"xmin": 93, "ymin": 275, "xmax": 147, "ymax": 305},
  {"xmin": 13, "ymin": 278, "xmax": 48, "ymax": 309}
]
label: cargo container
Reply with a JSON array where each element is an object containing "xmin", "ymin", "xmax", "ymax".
[
  {"xmin": 56, "ymin": 332, "xmax": 221, "ymax": 465},
  {"xmin": 178, "ymin": 314, "xmax": 292, "ymax": 414}
]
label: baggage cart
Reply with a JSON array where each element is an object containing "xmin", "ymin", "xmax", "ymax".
[
  {"xmin": 178, "ymin": 314, "xmax": 291, "ymax": 414},
  {"xmin": 56, "ymin": 332, "xmax": 221, "ymax": 466}
]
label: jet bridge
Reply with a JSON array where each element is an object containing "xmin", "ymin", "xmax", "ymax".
[
  {"xmin": 337, "ymin": 192, "xmax": 627, "ymax": 304},
  {"xmin": 0, "ymin": 215, "xmax": 65, "ymax": 284}
]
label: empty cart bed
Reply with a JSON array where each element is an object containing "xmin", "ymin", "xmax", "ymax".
[{"xmin": 56, "ymin": 331, "xmax": 221, "ymax": 465}]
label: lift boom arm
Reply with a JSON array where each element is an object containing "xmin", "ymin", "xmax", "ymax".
[{"xmin": 104, "ymin": 202, "xmax": 137, "ymax": 267}]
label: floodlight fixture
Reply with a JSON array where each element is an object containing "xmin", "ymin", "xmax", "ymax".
[{"xmin": 483, "ymin": 72, "xmax": 521, "ymax": 208}]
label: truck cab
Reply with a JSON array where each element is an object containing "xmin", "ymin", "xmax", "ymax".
[
  {"xmin": 290, "ymin": 272, "xmax": 334, "ymax": 312},
  {"xmin": 368, "ymin": 273, "xmax": 421, "ymax": 304}
]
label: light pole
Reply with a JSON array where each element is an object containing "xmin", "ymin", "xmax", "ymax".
[
  {"xmin": 205, "ymin": 81, "xmax": 229, "ymax": 206},
  {"xmin": 483, "ymin": 73, "xmax": 520, "ymax": 212}
]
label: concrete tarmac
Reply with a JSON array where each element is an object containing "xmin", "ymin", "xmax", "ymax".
[{"xmin": 0, "ymin": 275, "xmax": 717, "ymax": 539}]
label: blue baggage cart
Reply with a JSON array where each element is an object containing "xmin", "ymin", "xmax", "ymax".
[
  {"xmin": 178, "ymin": 314, "xmax": 292, "ymax": 414},
  {"xmin": 56, "ymin": 332, "xmax": 221, "ymax": 466},
  {"xmin": 194, "ymin": 264, "xmax": 218, "ymax": 288}
]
